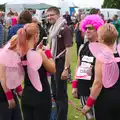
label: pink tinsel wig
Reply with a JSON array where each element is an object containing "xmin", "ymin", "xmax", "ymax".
[{"xmin": 80, "ymin": 14, "xmax": 104, "ymax": 32}]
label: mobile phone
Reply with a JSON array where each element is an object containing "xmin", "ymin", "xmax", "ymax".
[{"xmin": 42, "ymin": 37, "xmax": 48, "ymax": 46}]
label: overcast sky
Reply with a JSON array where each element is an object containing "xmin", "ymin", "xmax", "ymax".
[{"xmin": 1, "ymin": 0, "xmax": 104, "ymax": 8}]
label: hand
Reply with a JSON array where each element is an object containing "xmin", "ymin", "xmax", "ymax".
[
  {"xmin": 42, "ymin": 45, "xmax": 49, "ymax": 51},
  {"xmin": 36, "ymin": 41, "xmax": 43, "ymax": 49},
  {"xmin": 82, "ymin": 105, "xmax": 91, "ymax": 115},
  {"xmin": 8, "ymin": 99, "xmax": 16, "ymax": 109},
  {"xmin": 61, "ymin": 69, "xmax": 69, "ymax": 80},
  {"xmin": 72, "ymin": 88, "xmax": 78, "ymax": 98},
  {"xmin": 86, "ymin": 65, "xmax": 92, "ymax": 76},
  {"xmin": 17, "ymin": 91, "xmax": 22, "ymax": 99}
]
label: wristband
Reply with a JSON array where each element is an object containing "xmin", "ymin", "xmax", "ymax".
[
  {"xmin": 72, "ymin": 80, "xmax": 78, "ymax": 88},
  {"xmin": 16, "ymin": 85, "xmax": 22, "ymax": 93},
  {"xmin": 5, "ymin": 91, "xmax": 13, "ymax": 100},
  {"xmin": 86, "ymin": 96, "xmax": 96, "ymax": 107},
  {"xmin": 45, "ymin": 50, "xmax": 52, "ymax": 59}
]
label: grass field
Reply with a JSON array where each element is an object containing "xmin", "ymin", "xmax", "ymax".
[{"xmin": 68, "ymin": 43, "xmax": 84, "ymax": 120}]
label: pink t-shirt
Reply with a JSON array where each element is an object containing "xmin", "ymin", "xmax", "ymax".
[{"xmin": 11, "ymin": 17, "xmax": 17, "ymax": 26}]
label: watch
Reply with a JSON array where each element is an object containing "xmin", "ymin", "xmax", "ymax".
[{"xmin": 64, "ymin": 67, "xmax": 69, "ymax": 70}]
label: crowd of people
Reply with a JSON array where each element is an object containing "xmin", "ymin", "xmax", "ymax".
[{"xmin": 0, "ymin": 6, "xmax": 120, "ymax": 120}]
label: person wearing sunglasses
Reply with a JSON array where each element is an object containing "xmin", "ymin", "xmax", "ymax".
[
  {"xmin": 72, "ymin": 14, "xmax": 104, "ymax": 120},
  {"xmin": 82, "ymin": 23, "xmax": 120, "ymax": 120}
]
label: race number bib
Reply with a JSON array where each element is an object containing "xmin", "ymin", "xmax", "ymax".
[
  {"xmin": 75, "ymin": 62, "xmax": 92, "ymax": 80},
  {"xmin": 75, "ymin": 55, "xmax": 94, "ymax": 80},
  {"xmin": 82, "ymin": 55, "xmax": 94, "ymax": 63}
]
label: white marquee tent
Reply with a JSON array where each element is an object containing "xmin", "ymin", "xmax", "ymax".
[
  {"xmin": 0, "ymin": 0, "xmax": 104, "ymax": 15},
  {"xmin": 4, "ymin": 0, "xmax": 58, "ymax": 14}
]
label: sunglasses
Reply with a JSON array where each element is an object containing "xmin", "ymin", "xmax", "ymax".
[{"xmin": 85, "ymin": 26, "xmax": 95, "ymax": 30}]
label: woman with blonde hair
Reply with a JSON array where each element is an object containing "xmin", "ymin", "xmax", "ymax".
[
  {"xmin": 0, "ymin": 23, "xmax": 56, "ymax": 120},
  {"xmin": 0, "ymin": 35, "xmax": 23, "ymax": 120},
  {"xmin": 82, "ymin": 23, "xmax": 120, "ymax": 120},
  {"xmin": 17, "ymin": 23, "xmax": 55, "ymax": 120}
]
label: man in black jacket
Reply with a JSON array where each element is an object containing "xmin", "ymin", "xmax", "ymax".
[{"xmin": 63, "ymin": 11, "xmax": 72, "ymax": 26}]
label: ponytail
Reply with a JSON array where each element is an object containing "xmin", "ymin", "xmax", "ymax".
[
  {"xmin": 17, "ymin": 28, "xmax": 28, "ymax": 56},
  {"xmin": 8, "ymin": 35, "xmax": 17, "ymax": 50},
  {"xmin": 17, "ymin": 23, "xmax": 39, "ymax": 56}
]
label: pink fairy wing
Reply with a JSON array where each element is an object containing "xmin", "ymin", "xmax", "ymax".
[
  {"xmin": 27, "ymin": 50, "xmax": 42, "ymax": 70},
  {"xmin": 0, "ymin": 49, "xmax": 20, "ymax": 67},
  {"xmin": 89, "ymin": 42, "xmax": 113, "ymax": 63},
  {"xmin": 6, "ymin": 66, "xmax": 24, "ymax": 89},
  {"xmin": 27, "ymin": 67, "xmax": 42, "ymax": 92},
  {"xmin": 89, "ymin": 42, "xmax": 119, "ymax": 88},
  {"xmin": 0, "ymin": 41, "xmax": 11, "ymax": 53},
  {"xmin": 0, "ymin": 49, "xmax": 24, "ymax": 89},
  {"xmin": 27, "ymin": 50, "xmax": 43, "ymax": 92},
  {"xmin": 3, "ymin": 42, "xmax": 10, "ymax": 50},
  {"xmin": 102, "ymin": 63, "xmax": 119, "ymax": 88},
  {"xmin": 0, "ymin": 42, "xmax": 10, "ymax": 56}
]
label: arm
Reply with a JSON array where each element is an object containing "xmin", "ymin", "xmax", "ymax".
[
  {"xmin": 82, "ymin": 60, "xmax": 103, "ymax": 114},
  {"xmin": 0, "ymin": 64, "xmax": 22, "ymax": 96},
  {"xmin": 117, "ymin": 20, "xmax": 120, "ymax": 26},
  {"xmin": 89, "ymin": 60, "xmax": 103, "ymax": 99},
  {"xmin": 0, "ymin": 64, "xmax": 10, "ymax": 93},
  {"xmin": 72, "ymin": 57, "xmax": 80, "ymax": 88},
  {"xmin": 61, "ymin": 26, "xmax": 73, "ymax": 80},
  {"xmin": 64, "ymin": 46, "xmax": 72, "ymax": 69},
  {"xmin": 15, "ymin": 85, "xmax": 23, "ymax": 98},
  {"xmin": 0, "ymin": 64, "xmax": 16, "ymax": 109},
  {"xmin": 72, "ymin": 56, "xmax": 80, "ymax": 98},
  {"xmin": 74, "ymin": 23, "xmax": 78, "ymax": 31},
  {"xmin": 74, "ymin": 57, "xmax": 81, "ymax": 79},
  {"xmin": 38, "ymin": 49, "xmax": 56, "ymax": 74}
]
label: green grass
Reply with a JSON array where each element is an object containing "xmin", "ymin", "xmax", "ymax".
[{"xmin": 68, "ymin": 43, "xmax": 84, "ymax": 120}]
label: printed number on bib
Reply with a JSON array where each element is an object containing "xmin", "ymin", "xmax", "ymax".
[{"xmin": 75, "ymin": 62, "xmax": 92, "ymax": 80}]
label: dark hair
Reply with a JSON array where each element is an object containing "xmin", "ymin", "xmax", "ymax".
[
  {"xmin": 47, "ymin": 7, "xmax": 60, "ymax": 15},
  {"xmin": 18, "ymin": 10, "xmax": 32, "ymax": 24},
  {"xmin": 114, "ymin": 15, "xmax": 118, "ymax": 18},
  {"xmin": 107, "ymin": 19, "xmax": 113, "ymax": 23},
  {"xmin": 89, "ymin": 8, "xmax": 100, "ymax": 14},
  {"xmin": 42, "ymin": 11, "xmax": 45, "ymax": 14},
  {"xmin": 14, "ymin": 12, "xmax": 18, "ymax": 16},
  {"xmin": 100, "ymin": 13, "xmax": 104, "ymax": 19},
  {"xmin": 7, "ymin": 11, "xmax": 14, "ymax": 16}
]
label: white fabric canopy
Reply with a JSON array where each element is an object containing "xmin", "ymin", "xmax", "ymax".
[
  {"xmin": 1, "ymin": 0, "xmax": 104, "ymax": 8},
  {"xmin": 5, "ymin": 0, "xmax": 58, "ymax": 14},
  {"xmin": 0, "ymin": 0, "xmax": 58, "ymax": 5}
]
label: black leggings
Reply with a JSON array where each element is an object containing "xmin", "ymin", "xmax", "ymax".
[
  {"xmin": 95, "ymin": 90, "xmax": 120, "ymax": 120},
  {"xmin": 0, "ymin": 97, "xmax": 22, "ymax": 120},
  {"xmin": 22, "ymin": 103, "xmax": 51, "ymax": 120}
]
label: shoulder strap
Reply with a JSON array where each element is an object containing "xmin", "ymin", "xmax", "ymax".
[
  {"xmin": 79, "ymin": 42, "xmax": 89, "ymax": 57},
  {"xmin": 78, "ymin": 44, "xmax": 84, "ymax": 56}
]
